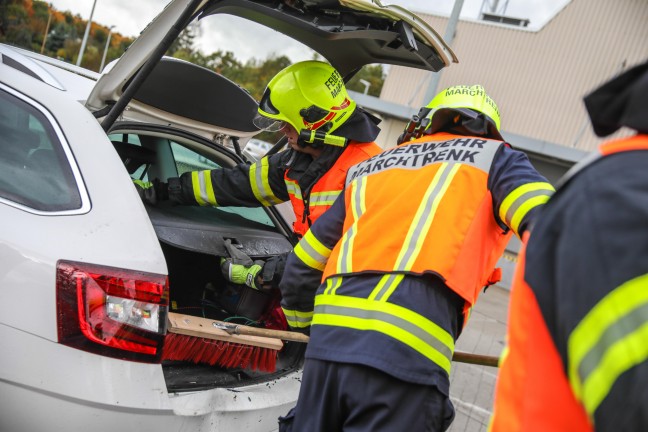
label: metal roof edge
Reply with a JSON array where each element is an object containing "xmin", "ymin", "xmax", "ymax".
[{"xmin": 501, "ymin": 132, "xmax": 588, "ymax": 164}]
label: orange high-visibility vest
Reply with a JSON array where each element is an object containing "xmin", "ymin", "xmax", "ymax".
[
  {"xmin": 489, "ymin": 135, "xmax": 648, "ymax": 432},
  {"xmin": 323, "ymin": 133, "xmax": 511, "ymax": 306},
  {"xmin": 285, "ymin": 141, "xmax": 381, "ymax": 237}
]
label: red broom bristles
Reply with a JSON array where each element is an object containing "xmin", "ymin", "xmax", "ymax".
[{"xmin": 162, "ymin": 332, "xmax": 279, "ymax": 372}]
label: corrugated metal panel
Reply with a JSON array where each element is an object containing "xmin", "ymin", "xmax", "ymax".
[{"xmin": 381, "ymin": 0, "xmax": 648, "ymax": 152}]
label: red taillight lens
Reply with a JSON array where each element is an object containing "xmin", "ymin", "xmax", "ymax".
[{"xmin": 57, "ymin": 260, "xmax": 169, "ymax": 363}]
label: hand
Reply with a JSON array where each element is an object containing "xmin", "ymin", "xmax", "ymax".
[
  {"xmin": 133, "ymin": 179, "xmax": 169, "ymax": 205},
  {"xmin": 220, "ymin": 258, "xmax": 264, "ymax": 289}
]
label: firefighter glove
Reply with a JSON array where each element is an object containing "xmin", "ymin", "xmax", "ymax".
[
  {"xmin": 133, "ymin": 178, "xmax": 172, "ymax": 206},
  {"xmin": 134, "ymin": 179, "xmax": 158, "ymax": 205},
  {"xmin": 220, "ymin": 258, "xmax": 264, "ymax": 290}
]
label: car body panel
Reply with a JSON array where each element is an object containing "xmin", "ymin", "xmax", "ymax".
[
  {"xmin": 0, "ymin": 56, "xmax": 167, "ymax": 341},
  {"xmin": 105, "ymin": 57, "xmax": 262, "ymax": 142},
  {"xmin": 1, "ymin": 323, "xmax": 302, "ymax": 432},
  {"xmin": 1, "ymin": 51, "xmax": 302, "ymax": 431},
  {"xmin": 0, "ymin": 44, "xmax": 100, "ymax": 102}
]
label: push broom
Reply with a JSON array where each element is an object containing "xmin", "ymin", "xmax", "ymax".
[{"xmin": 162, "ymin": 312, "xmax": 500, "ymax": 371}]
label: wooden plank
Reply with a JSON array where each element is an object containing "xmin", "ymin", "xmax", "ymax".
[{"xmin": 167, "ymin": 312, "xmax": 283, "ymax": 351}]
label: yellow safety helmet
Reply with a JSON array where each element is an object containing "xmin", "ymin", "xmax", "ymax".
[
  {"xmin": 425, "ymin": 84, "xmax": 502, "ymax": 139},
  {"xmin": 253, "ymin": 61, "xmax": 357, "ymax": 139}
]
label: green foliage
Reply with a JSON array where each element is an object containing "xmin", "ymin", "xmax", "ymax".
[
  {"xmin": 1, "ymin": 3, "xmax": 32, "ymax": 49},
  {"xmin": 346, "ymin": 64, "xmax": 385, "ymax": 97}
]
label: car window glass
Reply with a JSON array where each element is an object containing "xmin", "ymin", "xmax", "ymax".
[
  {"xmin": 0, "ymin": 89, "xmax": 81, "ymax": 211},
  {"xmin": 108, "ymin": 133, "xmax": 148, "ymax": 181},
  {"xmin": 169, "ymin": 141, "xmax": 274, "ymax": 227}
]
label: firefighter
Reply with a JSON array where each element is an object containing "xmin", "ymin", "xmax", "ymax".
[
  {"xmin": 141, "ymin": 60, "xmax": 382, "ymax": 289},
  {"xmin": 489, "ymin": 60, "xmax": 648, "ymax": 431},
  {"xmin": 277, "ymin": 84, "xmax": 555, "ymax": 431}
]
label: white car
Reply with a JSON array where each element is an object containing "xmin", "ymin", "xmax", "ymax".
[{"xmin": 0, "ymin": 1, "xmax": 455, "ymax": 431}]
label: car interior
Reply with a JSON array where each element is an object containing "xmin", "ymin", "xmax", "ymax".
[{"xmin": 108, "ymin": 125, "xmax": 300, "ymax": 390}]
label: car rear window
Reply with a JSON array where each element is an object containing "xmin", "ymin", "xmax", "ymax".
[{"xmin": 0, "ymin": 88, "xmax": 82, "ymax": 212}]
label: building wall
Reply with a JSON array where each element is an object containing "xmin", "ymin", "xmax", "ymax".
[{"xmin": 380, "ymin": 0, "xmax": 648, "ymax": 152}]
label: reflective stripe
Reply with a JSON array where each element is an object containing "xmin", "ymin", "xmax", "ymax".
[
  {"xmin": 498, "ymin": 345, "xmax": 509, "ymax": 368},
  {"xmin": 282, "ymin": 307, "xmax": 314, "ymax": 328},
  {"xmin": 324, "ymin": 276, "xmax": 343, "ymax": 295},
  {"xmin": 568, "ymin": 273, "xmax": 648, "ymax": 417},
  {"xmin": 285, "ymin": 179, "xmax": 302, "ymax": 200},
  {"xmin": 398, "ymin": 163, "xmax": 458, "ymax": 271},
  {"xmin": 368, "ymin": 273, "xmax": 405, "ymax": 302},
  {"xmin": 337, "ymin": 176, "xmax": 367, "ymax": 274},
  {"xmin": 499, "ymin": 182, "xmax": 554, "ymax": 235},
  {"xmin": 191, "ymin": 170, "xmax": 217, "ymax": 206},
  {"xmin": 314, "ymin": 294, "xmax": 455, "ymax": 373},
  {"xmin": 293, "ymin": 230, "xmax": 331, "ymax": 271},
  {"xmin": 249, "ymin": 157, "xmax": 282, "ymax": 206},
  {"xmin": 366, "ymin": 165, "xmax": 457, "ymax": 301},
  {"xmin": 310, "ymin": 190, "xmax": 341, "ymax": 206},
  {"xmin": 133, "ymin": 180, "xmax": 152, "ymax": 188}
]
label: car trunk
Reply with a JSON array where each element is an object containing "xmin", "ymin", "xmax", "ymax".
[
  {"xmin": 106, "ymin": 57, "xmax": 304, "ymax": 390},
  {"xmin": 144, "ymin": 203, "xmax": 304, "ymax": 391}
]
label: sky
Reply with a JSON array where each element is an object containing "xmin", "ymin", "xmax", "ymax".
[{"xmin": 46, "ymin": 0, "xmax": 570, "ymax": 62}]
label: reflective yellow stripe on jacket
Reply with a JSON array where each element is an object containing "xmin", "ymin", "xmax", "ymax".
[
  {"xmin": 568, "ymin": 272, "xmax": 648, "ymax": 418},
  {"xmin": 310, "ymin": 190, "xmax": 342, "ymax": 207},
  {"xmin": 249, "ymin": 157, "xmax": 282, "ymax": 206},
  {"xmin": 191, "ymin": 170, "xmax": 218, "ymax": 205},
  {"xmin": 282, "ymin": 308, "xmax": 314, "ymax": 329},
  {"xmin": 294, "ymin": 230, "xmax": 332, "ymax": 271},
  {"xmin": 313, "ymin": 292, "xmax": 456, "ymax": 374},
  {"xmin": 499, "ymin": 182, "xmax": 554, "ymax": 236},
  {"xmin": 337, "ymin": 175, "xmax": 368, "ymax": 274}
]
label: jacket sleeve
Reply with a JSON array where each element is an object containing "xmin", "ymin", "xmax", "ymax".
[
  {"xmin": 488, "ymin": 145, "xmax": 555, "ymax": 237},
  {"xmin": 279, "ymin": 192, "xmax": 347, "ymax": 332},
  {"xmin": 172, "ymin": 151, "xmax": 290, "ymax": 207}
]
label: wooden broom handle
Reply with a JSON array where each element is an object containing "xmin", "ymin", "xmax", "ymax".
[{"xmin": 224, "ymin": 323, "xmax": 500, "ymax": 367}]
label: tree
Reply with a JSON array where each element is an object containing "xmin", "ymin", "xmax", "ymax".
[
  {"xmin": 346, "ymin": 64, "xmax": 385, "ymax": 97},
  {"xmin": 1, "ymin": 2, "xmax": 31, "ymax": 48},
  {"xmin": 237, "ymin": 55, "xmax": 291, "ymax": 99},
  {"xmin": 46, "ymin": 21, "xmax": 71, "ymax": 53},
  {"xmin": 168, "ymin": 22, "xmax": 199, "ymax": 57}
]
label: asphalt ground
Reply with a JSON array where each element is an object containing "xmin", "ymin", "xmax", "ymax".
[{"xmin": 447, "ymin": 285, "xmax": 510, "ymax": 432}]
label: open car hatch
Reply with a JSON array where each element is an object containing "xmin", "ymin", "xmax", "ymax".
[{"xmin": 86, "ymin": 0, "xmax": 457, "ymax": 137}]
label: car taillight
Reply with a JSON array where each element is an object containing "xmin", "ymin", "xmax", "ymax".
[{"xmin": 56, "ymin": 260, "xmax": 168, "ymax": 363}]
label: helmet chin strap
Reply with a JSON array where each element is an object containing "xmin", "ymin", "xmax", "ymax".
[{"xmin": 298, "ymin": 129, "xmax": 348, "ymax": 148}]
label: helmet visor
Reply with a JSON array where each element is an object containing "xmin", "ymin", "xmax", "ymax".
[
  {"xmin": 253, "ymin": 113, "xmax": 286, "ymax": 132},
  {"xmin": 258, "ymin": 88, "xmax": 280, "ymax": 115}
]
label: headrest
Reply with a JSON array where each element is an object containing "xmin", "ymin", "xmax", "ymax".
[{"xmin": 111, "ymin": 141, "xmax": 156, "ymax": 174}]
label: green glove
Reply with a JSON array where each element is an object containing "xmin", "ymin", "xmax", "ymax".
[
  {"xmin": 220, "ymin": 258, "xmax": 264, "ymax": 289},
  {"xmin": 133, "ymin": 179, "xmax": 169, "ymax": 205}
]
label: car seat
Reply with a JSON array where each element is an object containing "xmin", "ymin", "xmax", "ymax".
[{"xmin": 111, "ymin": 141, "xmax": 156, "ymax": 177}]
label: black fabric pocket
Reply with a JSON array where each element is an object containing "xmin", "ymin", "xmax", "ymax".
[{"xmin": 278, "ymin": 407, "xmax": 296, "ymax": 432}]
